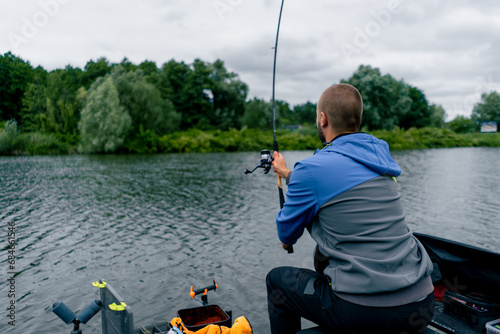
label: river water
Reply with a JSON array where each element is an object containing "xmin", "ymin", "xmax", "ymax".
[{"xmin": 1, "ymin": 147, "xmax": 500, "ymax": 333}]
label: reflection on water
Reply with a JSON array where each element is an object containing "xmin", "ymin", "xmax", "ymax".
[{"xmin": 0, "ymin": 148, "xmax": 499, "ymax": 333}]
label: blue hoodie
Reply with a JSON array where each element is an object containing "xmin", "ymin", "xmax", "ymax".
[
  {"xmin": 276, "ymin": 132, "xmax": 401, "ymax": 245},
  {"xmin": 276, "ymin": 132, "xmax": 433, "ymax": 299}
]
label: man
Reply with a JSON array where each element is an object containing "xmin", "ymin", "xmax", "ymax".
[{"xmin": 266, "ymin": 83, "xmax": 434, "ymax": 334}]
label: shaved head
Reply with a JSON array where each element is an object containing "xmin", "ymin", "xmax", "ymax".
[{"xmin": 317, "ymin": 83, "xmax": 363, "ymax": 133}]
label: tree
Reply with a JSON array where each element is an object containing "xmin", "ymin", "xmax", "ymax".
[
  {"xmin": 182, "ymin": 59, "xmax": 213, "ymax": 129},
  {"xmin": 428, "ymin": 104, "xmax": 446, "ymax": 128},
  {"xmin": 447, "ymin": 115, "xmax": 476, "ymax": 133},
  {"xmin": 119, "ymin": 58, "xmax": 138, "ymax": 73},
  {"xmin": 82, "ymin": 57, "xmax": 112, "ymax": 89},
  {"xmin": 471, "ymin": 91, "xmax": 500, "ymax": 126},
  {"xmin": 399, "ymin": 86, "xmax": 431, "ymax": 129},
  {"xmin": 112, "ymin": 66, "xmax": 180, "ymax": 136},
  {"xmin": 291, "ymin": 102, "xmax": 317, "ymax": 125},
  {"xmin": 241, "ymin": 98, "xmax": 273, "ymax": 129},
  {"xmin": 78, "ymin": 76, "xmax": 131, "ymax": 153},
  {"xmin": 20, "ymin": 80, "xmax": 47, "ymax": 132},
  {"xmin": 156, "ymin": 59, "xmax": 248, "ymax": 130},
  {"xmin": 0, "ymin": 52, "xmax": 34, "ymax": 123},
  {"xmin": 208, "ymin": 59, "xmax": 248, "ymax": 130},
  {"xmin": 43, "ymin": 66, "xmax": 84, "ymax": 137},
  {"xmin": 342, "ymin": 65, "xmax": 412, "ymax": 130},
  {"xmin": 138, "ymin": 60, "xmax": 160, "ymax": 78},
  {"xmin": 157, "ymin": 59, "xmax": 211, "ymax": 129}
]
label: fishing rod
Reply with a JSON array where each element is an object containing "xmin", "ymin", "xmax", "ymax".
[
  {"xmin": 272, "ymin": 0, "xmax": 287, "ymax": 212},
  {"xmin": 244, "ymin": 0, "xmax": 293, "ymax": 254}
]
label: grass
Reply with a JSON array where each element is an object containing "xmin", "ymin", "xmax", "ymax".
[{"xmin": 1, "ymin": 125, "xmax": 499, "ymax": 156}]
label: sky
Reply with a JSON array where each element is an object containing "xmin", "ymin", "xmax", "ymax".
[{"xmin": 1, "ymin": 0, "xmax": 499, "ymax": 121}]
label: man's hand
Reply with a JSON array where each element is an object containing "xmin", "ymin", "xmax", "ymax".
[
  {"xmin": 272, "ymin": 151, "xmax": 290, "ymax": 179},
  {"xmin": 281, "ymin": 242, "xmax": 292, "ymax": 251}
]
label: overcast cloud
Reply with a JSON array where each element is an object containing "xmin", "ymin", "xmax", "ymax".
[{"xmin": 1, "ymin": 0, "xmax": 499, "ymax": 121}]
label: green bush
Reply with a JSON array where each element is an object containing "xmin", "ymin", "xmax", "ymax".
[
  {"xmin": 123, "ymin": 126, "xmax": 159, "ymax": 154},
  {"xmin": 0, "ymin": 119, "xmax": 70, "ymax": 155},
  {"xmin": 370, "ymin": 127, "xmax": 474, "ymax": 150},
  {"xmin": 0, "ymin": 120, "xmax": 20, "ymax": 155},
  {"xmin": 463, "ymin": 132, "xmax": 500, "ymax": 147},
  {"xmin": 158, "ymin": 128, "xmax": 275, "ymax": 153},
  {"xmin": 2, "ymin": 125, "xmax": 500, "ymax": 156},
  {"xmin": 17, "ymin": 132, "xmax": 69, "ymax": 155}
]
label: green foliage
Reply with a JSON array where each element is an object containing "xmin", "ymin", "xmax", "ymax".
[
  {"xmin": 156, "ymin": 59, "xmax": 247, "ymax": 130},
  {"xmin": 240, "ymin": 99, "xmax": 297, "ymax": 130},
  {"xmin": 209, "ymin": 59, "xmax": 248, "ymax": 130},
  {"xmin": 277, "ymin": 130, "xmax": 319, "ymax": 151},
  {"xmin": 342, "ymin": 65, "xmax": 445, "ymax": 131},
  {"xmin": 240, "ymin": 98, "xmax": 273, "ymax": 129},
  {"xmin": 157, "ymin": 59, "xmax": 211, "ymax": 129},
  {"xmin": 17, "ymin": 132, "xmax": 69, "ymax": 155},
  {"xmin": 43, "ymin": 66, "xmax": 84, "ymax": 136},
  {"xmin": 82, "ymin": 58, "xmax": 112, "ymax": 89},
  {"xmin": 288, "ymin": 102, "xmax": 317, "ymax": 125},
  {"xmin": 156, "ymin": 127, "xmax": 500, "ymax": 154},
  {"xmin": 138, "ymin": 60, "xmax": 160, "ymax": 78},
  {"xmin": 0, "ymin": 119, "xmax": 68, "ymax": 155},
  {"xmin": 20, "ymin": 80, "xmax": 47, "ymax": 132},
  {"xmin": 0, "ymin": 52, "xmax": 34, "ymax": 123},
  {"xmin": 112, "ymin": 66, "xmax": 180, "ymax": 136},
  {"xmin": 342, "ymin": 65, "xmax": 410, "ymax": 130},
  {"xmin": 369, "ymin": 127, "xmax": 471, "ymax": 150},
  {"xmin": 0, "ymin": 120, "xmax": 19, "ymax": 155},
  {"xmin": 122, "ymin": 125, "xmax": 159, "ymax": 154},
  {"xmin": 462, "ymin": 132, "xmax": 500, "ymax": 147},
  {"xmin": 4, "ymin": 53, "xmax": 495, "ymax": 156},
  {"xmin": 78, "ymin": 76, "xmax": 131, "ymax": 153},
  {"xmin": 158, "ymin": 128, "xmax": 272, "ymax": 153},
  {"xmin": 447, "ymin": 115, "xmax": 477, "ymax": 133},
  {"xmin": 472, "ymin": 91, "xmax": 500, "ymax": 124},
  {"xmin": 400, "ymin": 86, "xmax": 431, "ymax": 129},
  {"xmin": 429, "ymin": 105, "xmax": 446, "ymax": 128}
]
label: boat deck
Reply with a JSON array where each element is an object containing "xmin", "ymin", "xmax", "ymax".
[{"xmin": 299, "ymin": 301, "xmax": 481, "ymax": 334}]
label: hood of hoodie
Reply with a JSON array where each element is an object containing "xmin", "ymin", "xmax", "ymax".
[{"xmin": 321, "ymin": 132, "xmax": 401, "ymax": 177}]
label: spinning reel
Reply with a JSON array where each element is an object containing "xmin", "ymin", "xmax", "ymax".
[{"xmin": 244, "ymin": 150, "xmax": 273, "ymax": 175}]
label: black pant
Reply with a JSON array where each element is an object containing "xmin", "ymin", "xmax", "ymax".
[{"xmin": 266, "ymin": 266, "xmax": 434, "ymax": 334}]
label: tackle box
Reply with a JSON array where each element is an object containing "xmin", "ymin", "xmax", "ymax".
[
  {"xmin": 486, "ymin": 319, "xmax": 500, "ymax": 334},
  {"xmin": 443, "ymin": 290, "xmax": 500, "ymax": 332},
  {"xmin": 177, "ymin": 305, "xmax": 231, "ymax": 331}
]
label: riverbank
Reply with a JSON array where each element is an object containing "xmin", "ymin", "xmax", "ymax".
[{"xmin": 1, "ymin": 126, "xmax": 500, "ymax": 156}]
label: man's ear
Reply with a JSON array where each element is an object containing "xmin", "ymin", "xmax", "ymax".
[{"xmin": 320, "ymin": 111, "xmax": 328, "ymax": 127}]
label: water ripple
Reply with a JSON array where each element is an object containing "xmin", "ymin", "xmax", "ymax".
[{"xmin": 0, "ymin": 149, "xmax": 499, "ymax": 333}]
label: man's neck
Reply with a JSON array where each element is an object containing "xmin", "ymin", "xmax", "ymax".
[{"xmin": 327, "ymin": 130, "xmax": 355, "ymax": 143}]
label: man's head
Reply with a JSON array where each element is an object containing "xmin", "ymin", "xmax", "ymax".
[{"xmin": 316, "ymin": 83, "xmax": 363, "ymax": 143}]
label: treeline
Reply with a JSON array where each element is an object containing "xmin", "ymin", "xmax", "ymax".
[
  {"xmin": 0, "ymin": 52, "xmax": 251, "ymax": 154},
  {"xmin": 1, "ymin": 52, "xmax": 499, "ymax": 155}
]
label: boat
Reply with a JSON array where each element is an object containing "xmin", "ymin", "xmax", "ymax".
[{"xmin": 51, "ymin": 232, "xmax": 500, "ymax": 334}]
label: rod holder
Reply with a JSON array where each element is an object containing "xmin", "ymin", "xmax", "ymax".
[{"xmin": 52, "ymin": 300, "xmax": 102, "ymax": 334}]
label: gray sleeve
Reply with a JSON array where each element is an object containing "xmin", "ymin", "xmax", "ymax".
[{"xmin": 286, "ymin": 171, "xmax": 292, "ymax": 185}]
